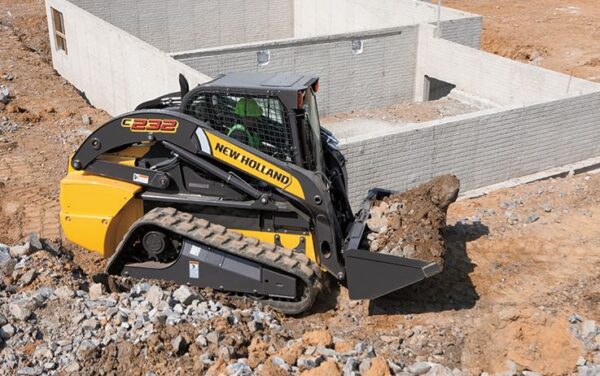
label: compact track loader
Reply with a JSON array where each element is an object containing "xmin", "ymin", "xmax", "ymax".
[{"xmin": 60, "ymin": 73, "xmax": 443, "ymax": 314}]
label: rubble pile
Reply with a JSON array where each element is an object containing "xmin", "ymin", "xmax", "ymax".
[
  {"xmin": 0, "ymin": 237, "xmax": 471, "ymax": 375},
  {"xmin": 366, "ymin": 175, "xmax": 460, "ymax": 266}
]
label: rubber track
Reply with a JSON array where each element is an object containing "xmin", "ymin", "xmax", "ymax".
[{"xmin": 112, "ymin": 207, "xmax": 322, "ymax": 315}]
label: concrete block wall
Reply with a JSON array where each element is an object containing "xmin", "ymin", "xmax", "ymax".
[
  {"xmin": 174, "ymin": 27, "xmax": 419, "ymax": 115},
  {"xmin": 437, "ymin": 17, "xmax": 482, "ymax": 48},
  {"xmin": 68, "ymin": 0, "xmax": 294, "ymax": 53},
  {"xmin": 415, "ymin": 27, "xmax": 600, "ymax": 105},
  {"xmin": 46, "ymin": 0, "xmax": 211, "ymax": 116},
  {"xmin": 339, "ymin": 91, "xmax": 600, "ymax": 208}
]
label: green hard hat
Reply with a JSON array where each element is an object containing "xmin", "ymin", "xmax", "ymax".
[{"xmin": 234, "ymin": 98, "xmax": 263, "ymax": 118}]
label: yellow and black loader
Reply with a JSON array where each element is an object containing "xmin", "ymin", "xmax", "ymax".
[{"xmin": 60, "ymin": 73, "xmax": 442, "ymax": 314}]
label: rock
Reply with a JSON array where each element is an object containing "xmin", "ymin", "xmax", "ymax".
[
  {"xmin": 498, "ymin": 307, "xmax": 520, "ymax": 322},
  {"xmin": 18, "ymin": 269, "xmax": 37, "ymax": 286},
  {"xmin": 365, "ymin": 356, "xmax": 391, "ymax": 376},
  {"xmin": 522, "ymin": 371, "xmax": 542, "ymax": 376},
  {"xmin": 271, "ymin": 356, "xmax": 290, "ymax": 371},
  {"xmin": 302, "ymin": 330, "xmax": 333, "ymax": 347},
  {"xmin": 218, "ymin": 345, "xmax": 233, "ymax": 361},
  {"xmin": 77, "ymin": 340, "xmax": 98, "ymax": 360},
  {"xmin": 82, "ymin": 318, "xmax": 98, "ymax": 331},
  {"xmin": 72, "ymin": 313, "xmax": 85, "ymax": 324},
  {"xmin": 569, "ymin": 314, "xmax": 582, "ymax": 323},
  {"xmin": 505, "ymin": 211, "xmax": 519, "ymax": 225},
  {"xmin": 206, "ymin": 330, "xmax": 221, "ymax": 344},
  {"xmin": 0, "ymin": 86, "xmax": 9, "ymax": 104},
  {"xmin": 147, "ymin": 285, "xmax": 164, "ymax": 307},
  {"xmin": 89, "ymin": 283, "xmax": 105, "ymax": 300},
  {"xmin": 408, "ymin": 362, "xmax": 431, "ymax": 375},
  {"xmin": 54, "ymin": 286, "xmax": 74, "ymax": 299},
  {"xmin": 28, "ymin": 233, "xmax": 43, "ymax": 252},
  {"xmin": 359, "ymin": 359, "xmax": 372, "ymax": 375},
  {"xmin": 0, "ymin": 313, "xmax": 7, "ymax": 326},
  {"xmin": 171, "ymin": 335, "xmax": 188, "ymax": 355},
  {"xmin": 199, "ymin": 353, "xmax": 215, "ymax": 365},
  {"xmin": 196, "ymin": 334, "xmax": 208, "ymax": 347},
  {"xmin": 542, "ymin": 204, "xmax": 553, "ymax": 213},
  {"xmin": 300, "ymin": 360, "xmax": 341, "ymax": 376},
  {"xmin": 9, "ymin": 242, "xmax": 32, "ymax": 257},
  {"xmin": 9, "ymin": 301, "xmax": 32, "ymax": 321},
  {"xmin": 82, "ymin": 114, "xmax": 92, "ymax": 126},
  {"xmin": 17, "ymin": 367, "xmax": 43, "ymax": 376},
  {"xmin": 298, "ymin": 356, "xmax": 323, "ymax": 370},
  {"xmin": 0, "ymin": 324, "xmax": 15, "ymax": 339},
  {"xmin": 527, "ymin": 214, "xmax": 539, "ymax": 223},
  {"xmin": 316, "ymin": 346, "xmax": 338, "ymax": 358},
  {"xmin": 343, "ymin": 357, "xmax": 359, "ymax": 374},
  {"xmin": 247, "ymin": 320, "xmax": 262, "ymax": 333},
  {"xmin": 576, "ymin": 357, "xmax": 587, "ymax": 367},
  {"xmin": 581, "ymin": 320, "xmax": 597, "ymax": 339},
  {"xmin": 578, "ymin": 365, "xmax": 600, "ymax": 376},
  {"xmin": 173, "ymin": 285, "xmax": 196, "ymax": 305},
  {"xmin": 43, "ymin": 363, "xmax": 57, "ymax": 371},
  {"xmin": 226, "ymin": 361, "xmax": 253, "ymax": 376},
  {"xmin": 387, "ymin": 360, "xmax": 403, "ymax": 375},
  {"xmin": 64, "ymin": 361, "xmax": 81, "ymax": 373},
  {"xmin": 0, "ymin": 247, "xmax": 16, "ymax": 276},
  {"xmin": 35, "ymin": 286, "xmax": 54, "ymax": 301}
]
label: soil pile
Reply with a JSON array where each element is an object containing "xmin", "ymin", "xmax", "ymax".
[{"xmin": 366, "ymin": 175, "xmax": 460, "ymax": 266}]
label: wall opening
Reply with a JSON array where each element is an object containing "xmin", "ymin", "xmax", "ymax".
[
  {"xmin": 424, "ymin": 75, "xmax": 456, "ymax": 101},
  {"xmin": 51, "ymin": 8, "xmax": 67, "ymax": 54}
]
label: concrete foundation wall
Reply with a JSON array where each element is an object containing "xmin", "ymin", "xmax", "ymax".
[
  {"xmin": 437, "ymin": 17, "xmax": 482, "ymax": 49},
  {"xmin": 46, "ymin": 0, "xmax": 211, "ymax": 116},
  {"xmin": 293, "ymin": 0, "xmax": 475, "ymax": 37},
  {"xmin": 68, "ymin": 0, "xmax": 294, "ymax": 53},
  {"xmin": 174, "ymin": 27, "xmax": 419, "ymax": 115},
  {"xmin": 415, "ymin": 26, "xmax": 600, "ymax": 104},
  {"xmin": 339, "ymin": 91, "xmax": 600, "ymax": 208}
]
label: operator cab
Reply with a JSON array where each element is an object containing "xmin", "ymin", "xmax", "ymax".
[{"xmin": 179, "ymin": 72, "xmax": 324, "ymax": 173}]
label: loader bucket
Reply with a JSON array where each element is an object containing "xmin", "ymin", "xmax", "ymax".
[
  {"xmin": 344, "ymin": 249, "xmax": 441, "ymax": 299},
  {"xmin": 342, "ymin": 187, "xmax": 448, "ymax": 300}
]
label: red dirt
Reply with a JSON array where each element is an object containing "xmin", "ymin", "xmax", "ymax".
[{"xmin": 443, "ymin": 0, "xmax": 600, "ymax": 82}]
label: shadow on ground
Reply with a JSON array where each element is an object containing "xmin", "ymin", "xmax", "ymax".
[{"xmin": 367, "ymin": 222, "xmax": 487, "ymax": 315}]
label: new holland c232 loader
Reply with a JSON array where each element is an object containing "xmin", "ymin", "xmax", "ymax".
[{"xmin": 59, "ymin": 73, "xmax": 445, "ymax": 314}]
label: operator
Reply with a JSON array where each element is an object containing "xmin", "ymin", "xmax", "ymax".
[{"xmin": 228, "ymin": 97, "xmax": 262, "ymax": 149}]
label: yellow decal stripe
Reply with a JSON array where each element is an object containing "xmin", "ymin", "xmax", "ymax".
[{"xmin": 205, "ymin": 132, "xmax": 305, "ymax": 200}]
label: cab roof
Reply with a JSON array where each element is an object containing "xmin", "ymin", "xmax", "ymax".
[
  {"xmin": 197, "ymin": 72, "xmax": 320, "ymax": 111},
  {"xmin": 201, "ymin": 72, "xmax": 319, "ymax": 93}
]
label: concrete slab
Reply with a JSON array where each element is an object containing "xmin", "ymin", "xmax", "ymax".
[{"xmin": 324, "ymin": 119, "xmax": 409, "ymax": 140}]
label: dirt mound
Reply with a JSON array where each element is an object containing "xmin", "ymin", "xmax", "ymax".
[{"xmin": 367, "ymin": 175, "xmax": 460, "ymax": 266}]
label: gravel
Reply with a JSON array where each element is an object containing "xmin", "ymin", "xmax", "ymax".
[{"xmin": 1, "ymin": 238, "xmax": 595, "ymax": 375}]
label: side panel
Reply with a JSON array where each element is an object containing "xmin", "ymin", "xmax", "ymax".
[
  {"xmin": 60, "ymin": 169, "xmax": 143, "ymax": 257},
  {"xmin": 234, "ymin": 229, "xmax": 317, "ymax": 263}
]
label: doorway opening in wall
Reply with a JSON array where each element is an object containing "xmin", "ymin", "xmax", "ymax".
[
  {"xmin": 51, "ymin": 8, "xmax": 67, "ymax": 54},
  {"xmin": 424, "ymin": 75, "xmax": 456, "ymax": 101}
]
